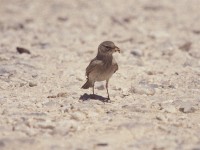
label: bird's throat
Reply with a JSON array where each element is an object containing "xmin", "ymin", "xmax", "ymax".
[{"xmin": 97, "ymin": 53, "xmax": 113, "ymax": 66}]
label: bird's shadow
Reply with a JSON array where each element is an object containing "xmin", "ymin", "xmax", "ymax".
[{"xmin": 79, "ymin": 93, "xmax": 110, "ymax": 103}]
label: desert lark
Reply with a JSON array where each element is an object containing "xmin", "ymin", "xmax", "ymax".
[{"xmin": 82, "ymin": 41, "xmax": 120, "ymax": 100}]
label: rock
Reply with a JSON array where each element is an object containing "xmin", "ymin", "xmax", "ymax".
[
  {"xmin": 131, "ymin": 84, "xmax": 155, "ymax": 95},
  {"xmin": 86, "ymin": 111, "xmax": 99, "ymax": 118},
  {"xmin": 53, "ymin": 120, "xmax": 79, "ymax": 135},
  {"xmin": 48, "ymin": 92, "xmax": 67, "ymax": 98},
  {"xmin": 36, "ymin": 120, "xmax": 55, "ymax": 130},
  {"xmin": 57, "ymin": 16, "xmax": 68, "ymax": 22},
  {"xmin": 76, "ymin": 76, "xmax": 84, "ymax": 81},
  {"xmin": 179, "ymin": 42, "xmax": 192, "ymax": 52},
  {"xmin": 71, "ymin": 112, "xmax": 86, "ymax": 121},
  {"xmin": 179, "ymin": 102, "xmax": 195, "ymax": 113},
  {"xmin": 162, "ymin": 105, "xmax": 177, "ymax": 113},
  {"xmin": 1, "ymin": 109, "xmax": 9, "ymax": 115},
  {"xmin": 43, "ymin": 101, "xmax": 58, "ymax": 107},
  {"xmin": 14, "ymin": 124, "xmax": 37, "ymax": 136},
  {"xmin": 32, "ymin": 73, "xmax": 38, "ymax": 78},
  {"xmin": 189, "ymin": 50, "xmax": 200, "ymax": 59},
  {"xmin": 121, "ymin": 88, "xmax": 130, "ymax": 97},
  {"xmin": 96, "ymin": 84, "xmax": 104, "ymax": 90},
  {"xmin": 0, "ymin": 140, "xmax": 5, "ymax": 148},
  {"xmin": 16, "ymin": 47, "xmax": 31, "ymax": 54},
  {"xmin": 19, "ymin": 82, "xmax": 26, "ymax": 87},
  {"xmin": 131, "ymin": 49, "xmax": 144, "ymax": 57},
  {"xmin": 57, "ymin": 92, "xmax": 68, "ymax": 97},
  {"xmin": 192, "ymin": 29, "xmax": 200, "ymax": 34},
  {"xmin": 122, "ymin": 104, "xmax": 149, "ymax": 113},
  {"xmin": 61, "ymin": 106, "xmax": 69, "ymax": 113},
  {"xmin": 96, "ymin": 143, "xmax": 108, "ymax": 147},
  {"xmin": 29, "ymin": 82, "xmax": 37, "ymax": 87},
  {"xmin": 0, "ymin": 66, "xmax": 16, "ymax": 77},
  {"xmin": 47, "ymin": 95, "xmax": 57, "ymax": 98},
  {"xmin": 151, "ymin": 102, "xmax": 162, "ymax": 110}
]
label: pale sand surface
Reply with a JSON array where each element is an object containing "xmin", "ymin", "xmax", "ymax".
[{"xmin": 0, "ymin": 0, "xmax": 200, "ymax": 149}]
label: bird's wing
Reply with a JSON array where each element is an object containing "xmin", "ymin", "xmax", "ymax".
[{"xmin": 86, "ymin": 58, "xmax": 103, "ymax": 77}]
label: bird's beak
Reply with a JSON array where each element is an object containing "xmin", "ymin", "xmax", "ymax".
[{"xmin": 114, "ymin": 46, "xmax": 120, "ymax": 53}]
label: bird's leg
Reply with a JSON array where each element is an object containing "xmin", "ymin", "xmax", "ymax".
[
  {"xmin": 106, "ymin": 80, "xmax": 110, "ymax": 100},
  {"xmin": 92, "ymin": 85, "xmax": 94, "ymax": 95},
  {"xmin": 91, "ymin": 82, "xmax": 95, "ymax": 99}
]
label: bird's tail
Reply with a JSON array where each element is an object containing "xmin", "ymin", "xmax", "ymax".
[{"xmin": 81, "ymin": 80, "xmax": 92, "ymax": 89}]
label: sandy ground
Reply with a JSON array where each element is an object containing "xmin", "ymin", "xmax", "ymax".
[{"xmin": 0, "ymin": 0, "xmax": 200, "ymax": 149}]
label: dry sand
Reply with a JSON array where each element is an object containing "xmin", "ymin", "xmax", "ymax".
[{"xmin": 0, "ymin": 0, "xmax": 200, "ymax": 149}]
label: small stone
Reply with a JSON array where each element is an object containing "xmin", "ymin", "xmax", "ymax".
[
  {"xmin": 76, "ymin": 76, "xmax": 84, "ymax": 81},
  {"xmin": 16, "ymin": 47, "xmax": 31, "ymax": 54},
  {"xmin": 163, "ymin": 105, "xmax": 177, "ymax": 113},
  {"xmin": 86, "ymin": 111, "xmax": 99, "ymax": 118},
  {"xmin": 57, "ymin": 16, "xmax": 68, "ymax": 22},
  {"xmin": 131, "ymin": 84, "xmax": 155, "ymax": 95},
  {"xmin": 179, "ymin": 42, "xmax": 192, "ymax": 52},
  {"xmin": 35, "ymin": 103, "xmax": 43, "ymax": 108},
  {"xmin": 131, "ymin": 49, "xmax": 144, "ymax": 57},
  {"xmin": 179, "ymin": 102, "xmax": 195, "ymax": 113},
  {"xmin": 1, "ymin": 109, "xmax": 9, "ymax": 115},
  {"xmin": 192, "ymin": 30, "xmax": 200, "ymax": 34},
  {"xmin": 96, "ymin": 143, "xmax": 108, "ymax": 147},
  {"xmin": 61, "ymin": 106, "xmax": 69, "ymax": 113},
  {"xmin": 43, "ymin": 101, "xmax": 58, "ymax": 107},
  {"xmin": 96, "ymin": 84, "xmax": 104, "ymax": 90},
  {"xmin": 54, "ymin": 120, "xmax": 79, "ymax": 135},
  {"xmin": 189, "ymin": 50, "xmax": 200, "ymax": 59},
  {"xmin": 20, "ymin": 82, "xmax": 26, "ymax": 87},
  {"xmin": 71, "ymin": 112, "xmax": 86, "ymax": 121},
  {"xmin": 121, "ymin": 88, "xmax": 130, "ymax": 97},
  {"xmin": 57, "ymin": 92, "xmax": 68, "ymax": 97},
  {"xmin": 32, "ymin": 73, "xmax": 38, "ymax": 78},
  {"xmin": 0, "ymin": 140, "xmax": 5, "ymax": 147},
  {"xmin": 29, "ymin": 82, "xmax": 37, "ymax": 87},
  {"xmin": 36, "ymin": 120, "xmax": 55, "ymax": 130},
  {"xmin": 47, "ymin": 95, "xmax": 57, "ymax": 98}
]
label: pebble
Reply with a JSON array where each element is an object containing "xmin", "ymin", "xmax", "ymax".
[
  {"xmin": 131, "ymin": 84, "xmax": 155, "ymax": 95},
  {"xmin": 162, "ymin": 105, "xmax": 177, "ymax": 113},
  {"xmin": 179, "ymin": 102, "xmax": 195, "ymax": 113},
  {"xmin": 16, "ymin": 47, "xmax": 31, "ymax": 54},
  {"xmin": 96, "ymin": 84, "xmax": 105, "ymax": 90},
  {"xmin": 1, "ymin": 109, "xmax": 9, "ymax": 115},
  {"xmin": 71, "ymin": 112, "xmax": 86, "ymax": 121},
  {"xmin": 76, "ymin": 75, "xmax": 84, "ymax": 81},
  {"xmin": 179, "ymin": 42, "xmax": 192, "ymax": 52},
  {"xmin": 29, "ymin": 82, "xmax": 37, "ymax": 87},
  {"xmin": 53, "ymin": 120, "xmax": 78, "ymax": 135},
  {"xmin": 57, "ymin": 92, "xmax": 68, "ymax": 97},
  {"xmin": 86, "ymin": 111, "xmax": 99, "ymax": 118},
  {"xmin": 13, "ymin": 122, "xmax": 37, "ymax": 136},
  {"xmin": 131, "ymin": 49, "xmax": 144, "ymax": 57},
  {"xmin": 189, "ymin": 50, "xmax": 200, "ymax": 59},
  {"xmin": 43, "ymin": 101, "xmax": 58, "ymax": 107},
  {"xmin": 121, "ymin": 88, "xmax": 130, "ymax": 97},
  {"xmin": 0, "ymin": 140, "xmax": 5, "ymax": 148},
  {"xmin": 36, "ymin": 120, "xmax": 55, "ymax": 130}
]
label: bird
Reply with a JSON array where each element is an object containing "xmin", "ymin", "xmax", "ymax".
[{"xmin": 81, "ymin": 41, "xmax": 120, "ymax": 100}]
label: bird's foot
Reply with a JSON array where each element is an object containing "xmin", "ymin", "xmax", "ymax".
[{"xmin": 104, "ymin": 97, "xmax": 111, "ymax": 103}]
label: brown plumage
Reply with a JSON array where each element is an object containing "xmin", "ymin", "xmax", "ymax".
[{"xmin": 82, "ymin": 41, "xmax": 120, "ymax": 100}]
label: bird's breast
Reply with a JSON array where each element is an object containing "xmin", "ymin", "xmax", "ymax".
[{"xmin": 90, "ymin": 64, "xmax": 117, "ymax": 82}]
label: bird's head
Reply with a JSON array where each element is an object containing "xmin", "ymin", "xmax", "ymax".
[{"xmin": 98, "ymin": 41, "xmax": 120, "ymax": 55}]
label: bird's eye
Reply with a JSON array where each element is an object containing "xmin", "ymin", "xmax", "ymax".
[{"xmin": 104, "ymin": 45, "xmax": 111, "ymax": 49}]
